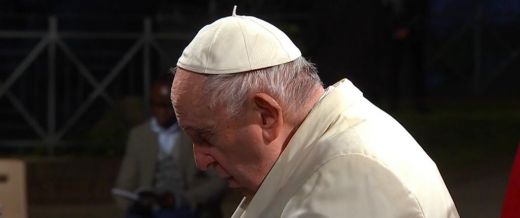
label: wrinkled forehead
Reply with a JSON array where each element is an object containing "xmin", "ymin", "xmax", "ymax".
[{"xmin": 171, "ymin": 68, "xmax": 208, "ymax": 110}]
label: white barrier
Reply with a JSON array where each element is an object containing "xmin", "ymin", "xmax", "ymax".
[{"xmin": 0, "ymin": 159, "xmax": 27, "ymax": 218}]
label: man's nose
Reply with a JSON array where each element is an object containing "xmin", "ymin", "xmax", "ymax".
[{"xmin": 193, "ymin": 144, "xmax": 215, "ymax": 171}]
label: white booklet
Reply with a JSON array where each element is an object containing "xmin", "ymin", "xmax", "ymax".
[{"xmin": 111, "ymin": 188, "xmax": 139, "ymax": 201}]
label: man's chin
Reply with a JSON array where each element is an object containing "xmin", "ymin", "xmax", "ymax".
[{"xmin": 226, "ymin": 178, "xmax": 257, "ymax": 197}]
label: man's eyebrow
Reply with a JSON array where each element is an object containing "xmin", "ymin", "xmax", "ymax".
[{"xmin": 184, "ymin": 125, "xmax": 215, "ymax": 136}]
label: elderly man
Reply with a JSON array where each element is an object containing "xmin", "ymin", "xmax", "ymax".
[
  {"xmin": 171, "ymin": 8, "xmax": 459, "ymax": 218},
  {"xmin": 115, "ymin": 76, "xmax": 226, "ymax": 218}
]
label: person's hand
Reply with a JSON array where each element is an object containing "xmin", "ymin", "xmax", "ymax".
[
  {"xmin": 158, "ymin": 191, "xmax": 176, "ymax": 209},
  {"xmin": 137, "ymin": 190, "xmax": 158, "ymax": 207},
  {"xmin": 127, "ymin": 191, "xmax": 157, "ymax": 217}
]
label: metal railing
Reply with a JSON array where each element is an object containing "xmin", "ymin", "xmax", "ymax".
[
  {"xmin": 0, "ymin": 16, "xmax": 193, "ymax": 153},
  {"xmin": 0, "ymin": 11, "xmax": 518, "ymax": 153}
]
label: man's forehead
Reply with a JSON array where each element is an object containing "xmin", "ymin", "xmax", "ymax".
[
  {"xmin": 174, "ymin": 68, "xmax": 207, "ymax": 84},
  {"xmin": 171, "ymin": 69, "xmax": 205, "ymax": 102},
  {"xmin": 172, "ymin": 68, "xmax": 207, "ymax": 95},
  {"xmin": 171, "ymin": 70, "xmax": 213, "ymax": 118}
]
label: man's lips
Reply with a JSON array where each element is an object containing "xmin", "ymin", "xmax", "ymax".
[
  {"xmin": 214, "ymin": 165, "xmax": 240, "ymax": 188},
  {"xmin": 217, "ymin": 172, "xmax": 240, "ymax": 188},
  {"xmin": 215, "ymin": 165, "xmax": 229, "ymax": 178},
  {"xmin": 219, "ymin": 174, "xmax": 237, "ymax": 187},
  {"xmin": 226, "ymin": 177, "xmax": 240, "ymax": 188},
  {"xmin": 215, "ymin": 168, "xmax": 230, "ymax": 179}
]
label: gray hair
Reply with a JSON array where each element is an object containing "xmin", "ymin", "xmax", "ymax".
[{"xmin": 203, "ymin": 56, "xmax": 323, "ymax": 118}]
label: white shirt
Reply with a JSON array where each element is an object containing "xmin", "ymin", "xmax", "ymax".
[{"xmin": 150, "ymin": 118, "xmax": 181, "ymax": 156}]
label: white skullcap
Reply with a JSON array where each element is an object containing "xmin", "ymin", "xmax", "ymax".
[{"xmin": 177, "ymin": 6, "xmax": 301, "ymax": 74}]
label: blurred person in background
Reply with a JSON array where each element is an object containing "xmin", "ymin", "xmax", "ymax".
[
  {"xmin": 171, "ymin": 8, "xmax": 459, "ymax": 218},
  {"xmin": 114, "ymin": 74, "xmax": 226, "ymax": 218}
]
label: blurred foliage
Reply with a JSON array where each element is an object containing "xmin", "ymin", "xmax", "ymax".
[{"xmin": 78, "ymin": 96, "xmax": 146, "ymax": 157}]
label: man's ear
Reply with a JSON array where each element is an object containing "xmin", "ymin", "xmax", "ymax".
[{"xmin": 252, "ymin": 93, "xmax": 283, "ymax": 143}]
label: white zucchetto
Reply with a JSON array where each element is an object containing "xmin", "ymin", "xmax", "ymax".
[{"xmin": 177, "ymin": 7, "xmax": 301, "ymax": 74}]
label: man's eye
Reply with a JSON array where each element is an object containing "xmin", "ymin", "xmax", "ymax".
[
  {"xmin": 201, "ymin": 138, "xmax": 213, "ymax": 147},
  {"xmin": 194, "ymin": 137, "xmax": 212, "ymax": 147}
]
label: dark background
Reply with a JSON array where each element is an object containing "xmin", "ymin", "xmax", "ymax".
[{"xmin": 0, "ymin": 0, "xmax": 519, "ymax": 217}]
